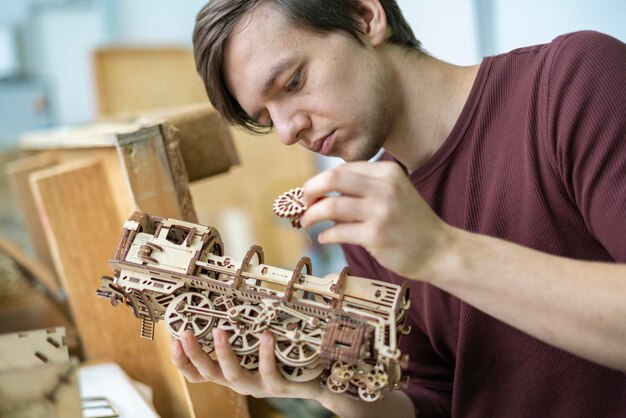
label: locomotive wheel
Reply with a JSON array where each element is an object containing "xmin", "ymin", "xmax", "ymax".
[
  {"xmin": 218, "ymin": 305, "xmax": 262, "ymax": 355},
  {"xmin": 331, "ymin": 361, "xmax": 356, "ymax": 382},
  {"xmin": 165, "ymin": 292, "xmax": 215, "ymax": 339},
  {"xmin": 274, "ymin": 317, "xmax": 323, "ymax": 367},
  {"xmin": 365, "ymin": 366, "xmax": 389, "ymax": 391},
  {"xmin": 326, "ymin": 376, "xmax": 349, "ymax": 393},
  {"xmin": 358, "ymin": 386, "xmax": 382, "ymax": 402},
  {"xmin": 278, "ymin": 361, "xmax": 324, "ymax": 383}
]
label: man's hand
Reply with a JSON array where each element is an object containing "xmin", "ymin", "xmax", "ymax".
[
  {"xmin": 301, "ymin": 161, "xmax": 454, "ymax": 280},
  {"xmin": 172, "ymin": 328, "xmax": 322, "ymax": 399},
  {"xmin": 172, "ymin": 328, "xmax": 416, "ymax": 418}
]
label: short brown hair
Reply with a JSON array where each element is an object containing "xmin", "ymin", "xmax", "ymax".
[{"xmin": 193, "ymin": 0, "xmax": 421, "ymax": 133}]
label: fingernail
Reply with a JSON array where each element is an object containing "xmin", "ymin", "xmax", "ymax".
[
  {"xmin": 213, "ymin": 329, "xmax": 223, "ymax": 344},
  {"xmin": 262, "ymin": 332, "xmax": 272, "ymax": 344},
  {"xmin": 172, "ymin": 342, "xmax": 179, "ymax": 356}
]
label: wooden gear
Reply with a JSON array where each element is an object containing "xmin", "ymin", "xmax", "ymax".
[
  {"xmin": 272, "ymin": 187, "xmax": 307, "ymax": 229},
  {"xmin": 96, "ymin": 212, "xmax": 412, "ymax": 402}
]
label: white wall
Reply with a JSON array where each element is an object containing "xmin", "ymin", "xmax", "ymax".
[
  {"xmin": 397, "ymin": 0, "xmax": 481, "ymax": 65},
  {"xmin": 34, "ymin": 4, "xmax": 106, "ymax": 124},
  {"xmin": 493, "ymin": 0, "xmax": 626, "ymax": 53},
  {"xmin": 112, "ymin": 0, "xmax": 207, "ymax": 46}
]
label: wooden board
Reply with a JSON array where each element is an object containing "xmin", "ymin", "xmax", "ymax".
[
  {"xmin": 93, "ymin": 47, "xmax": 208, "ymax": 116},
  {"xmin": 116, "ymin": 126, "xmax": 185, "ymax": 220},
  {"xmin": 4, "ymin": 152, "xmax": 61, "ymax": 280},
  {"xmin": 18, "ymin": 106, "xmax": 238, "ymax": 189},
  {"xmin": 28, "ymin": 159, "xmax": 187, "ymax": 418},
  {"xmin": 0, "ymin": 233, "xmax": 62, "ymax": 298}
]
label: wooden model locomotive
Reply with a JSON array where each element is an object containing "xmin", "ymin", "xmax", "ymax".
[{"xmin": 96, "ymin": 212, "xmax": 411, "ymax": 401}]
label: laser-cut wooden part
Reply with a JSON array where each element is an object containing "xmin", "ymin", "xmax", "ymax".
[
  {"xmin": 97, "ymin": 212, "xmax": 412, "ymax": 402},
  {"xmin": 0, "ymin": 328, "xmax": 81, "ymax": 418},
  {"xmin": 273, "ymin": 187, "xmax": 307, "ymax": 229}
]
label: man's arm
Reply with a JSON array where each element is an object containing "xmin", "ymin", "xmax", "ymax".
[
  {"xmin": 431, "ymin": 225, "xmax": 626, "ymax": 372},
  {"xmin": 300, "ymin": 161, "xmax": 626, "ymax": 373}
]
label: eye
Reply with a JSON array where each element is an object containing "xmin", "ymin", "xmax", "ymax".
[{"xmin": 285, "ymin": 71, "xmax": 301, "ymax": 92}]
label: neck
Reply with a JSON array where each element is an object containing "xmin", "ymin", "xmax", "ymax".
[{"xmin": 382, "ymin": 46, "xmax": 480, "ymax": 173}]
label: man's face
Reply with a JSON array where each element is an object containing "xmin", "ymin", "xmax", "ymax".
[{"xmin": 223, "ymin": 2, "xmax": 394, "ymax": 161}]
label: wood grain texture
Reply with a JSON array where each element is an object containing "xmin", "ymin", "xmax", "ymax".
[
  {"xmin": 116, "ymin": 126, "xmax": 184, "ymax": 220},
  {"xmin": 93, "ymin": 47, "xmax": 208, "ymax": 116},
  {"xmin": 5, "ymin": 152, "xmax": 60, "ymax": 283},
  {"xmin": 28, "ymin": 159, "xmax": 186, "ymax": 417}
]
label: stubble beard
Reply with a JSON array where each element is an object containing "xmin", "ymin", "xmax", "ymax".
[{"xmin": 344, "ymin": 91, "xmax": 392, "ymax": 162}]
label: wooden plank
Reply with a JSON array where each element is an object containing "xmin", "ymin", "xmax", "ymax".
[
  {"xmin": 5, "ymin": 152, "xmax": 61, "ymax": 281},
  {"xmin": 149, "ymin": 103, "xmax": 239, "ymax": 182},
  {"xmin": 18, "ymin": 107, "xmax": 238, "ymax": 185},
  {"xmin": 116, "ymin": 126, "xmax": 186, "ymax": 220},
  {"xmin": 0, "ymin": 233, "xmax": 63, "ymax": 299},
  {"xmin": 93, "ymin": 47, "xmax": 208, "ymax": 116},
  {"xmin": 29, "ymin": 159, "xmax": 186, "ymax": 418}
]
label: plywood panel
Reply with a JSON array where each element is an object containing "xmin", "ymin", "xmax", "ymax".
[
  {"xmin": 5, "ymin": 152, "xmax": 60, "ymax": 279},
  {"xmin": 93, "ymin": 47, "xmax": 208, "ymax": 115},
  {"xmin": 29, "ymin": 159, "xmax": 186, "ymax": 418}
]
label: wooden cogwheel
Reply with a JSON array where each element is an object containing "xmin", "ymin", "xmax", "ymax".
[{"xmin": 273, "ymin": 187, "xmax": 307, "ymax": 229}]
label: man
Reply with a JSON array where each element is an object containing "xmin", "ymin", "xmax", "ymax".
[{"xmin": 172, "ymin": 0, "xmax": 626, "ymax": 416}]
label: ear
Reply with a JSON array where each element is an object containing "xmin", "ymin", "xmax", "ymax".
[{"xmin": 357, "ymin": 0, "xmax": 388, "ymax": 47}]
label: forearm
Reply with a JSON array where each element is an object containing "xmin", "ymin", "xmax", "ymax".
[
  {"xmin": 319, "ymin": 389, "xmax": 415, "ymax": 418},
  {"xmin": 427, "ymin": 227, "xmax": 626, "ymax": 372}
]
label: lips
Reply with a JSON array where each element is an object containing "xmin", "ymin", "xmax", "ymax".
[{"xmin": 311, "ymin": 130, "xmax": 336, "ymax": 156}]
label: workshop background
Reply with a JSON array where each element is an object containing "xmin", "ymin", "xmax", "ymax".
[{"xmin": 0, "ymin": 1, "xmax": 625, "ymax": 418}]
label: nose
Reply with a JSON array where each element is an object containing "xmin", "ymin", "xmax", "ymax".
[{"xmin": 269, "ymin": 103, "xmax": 310, "ymax": 146}]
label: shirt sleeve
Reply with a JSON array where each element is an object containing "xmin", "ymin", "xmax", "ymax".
[
  {"xmin": 342, "ymin": 244, "xmax": 453, "ymax": 417},
  {"xmin": 546, "ymin": 31, "xmax": 626, "ymax": 261}
]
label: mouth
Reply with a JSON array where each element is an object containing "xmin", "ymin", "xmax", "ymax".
[{"xmin": 311, "ymin": 130, "xmax": 336, "ymax": 156}]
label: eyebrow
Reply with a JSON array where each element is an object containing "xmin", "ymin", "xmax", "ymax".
[
  {"xmin": 262, "ymin": 58, "xmax": 297, "ymax": 98},
  {"xmin": 250, "ymin": 58, "xmax": 297, "ymax": 123}
]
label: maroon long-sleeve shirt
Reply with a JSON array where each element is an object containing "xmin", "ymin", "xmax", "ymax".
[{"xmin": 343, "ymin": 31, "xmax": 626, "ymax": 417}]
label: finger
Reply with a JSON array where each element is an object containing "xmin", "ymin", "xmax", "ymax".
[
  {"xmin": 317, "ymin": 222, "xmax": 369, "ymax": 246},
  {"xmin": 171, "ymin": 338, "xmax": 206, "ymax": 383},
  {"xmin": 257, "ymin": 331, "xmax": 285, "ymax": 394},
  {"xmin": 180, "ymin": 331, "xmax": 224, "ymax": 381},
  {"xmin": 302, "ymin": 167, "xmax": 380, "ymax": 206},
  {"xmin": 335, "ymin": 160, "xmax": 405, "ymax": 178},
  {"xmin": 213, "ymin": 328, "xmax": 253, "ymax": 386},
  {"xmin": 300, "ymin": 196, "xmax": 367, "ymax": 228}
]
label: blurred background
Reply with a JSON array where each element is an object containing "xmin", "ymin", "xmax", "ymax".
[
  {"xmin": 1, "ymin": 0, "xmax": 625, "ymax": 131},
  {"xmin": 1, "ymin": 1, "xmax": 625, "ymax": 270},
  {"xmin": 0, "ymin": 1, "xmax": 625, "ymax": 418}
]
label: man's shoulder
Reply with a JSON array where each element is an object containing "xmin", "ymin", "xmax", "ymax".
[
  {"xmin": 496, "ymin": 30, "xmax": 621, "ymax": 62},
  {"xmin": 548, "ymin": 30, "xmax": 624, "ymax": 63}
]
